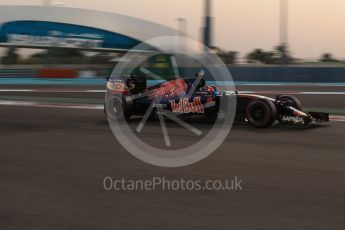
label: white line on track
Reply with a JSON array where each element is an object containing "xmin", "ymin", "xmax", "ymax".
[
  {"xmin": 1, "ymin": 89, "xmax": 345, "ymax": 95},
  {"xmin": 0, "ymin": 89, "xmax": 36, "ymax": 92},
  {"xmin": 0, "ymin": 100, "xmax": 345, "ymax": 122},
  {"xmin": 0, "ymin": 100, "xmax": 103, "ymax": 110},
  {"xmin": 0, "ymin": 89, "xmax": 106, "ymax": 93},
  {"xmin": 301, "ymin": 92, "xmax": 345, "ymax": 95},
  {"xmin": 228, "ymin": 91, "xmax": 345, "ymax": 95},
  {"xmin": 329, "ymin": 115, "xmax": 345, "ymax": 122}
]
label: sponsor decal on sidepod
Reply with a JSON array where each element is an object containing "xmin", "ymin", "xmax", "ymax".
[{"xmin": 171, "ymin": 97, "xmax": 205, "ymax": 114}]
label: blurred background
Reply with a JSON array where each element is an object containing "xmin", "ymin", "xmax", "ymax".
[{"xmin": 1, "ymin": 0, "xmax": 345, "ymax": 82}]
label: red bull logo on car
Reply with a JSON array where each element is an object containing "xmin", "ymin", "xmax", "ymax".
[{"xmin": 170, "ymin": 97, "xmax": 205, "ymax": 114}]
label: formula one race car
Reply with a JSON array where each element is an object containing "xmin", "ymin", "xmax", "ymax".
[{"xmin": 105, "ymin": 75, "xmax": 329, "ymax": 128}]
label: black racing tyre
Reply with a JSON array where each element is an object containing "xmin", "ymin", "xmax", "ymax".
[
  {"xmin": 277, "ymin": 95, "xmax": 302, "ymax": 110},
  {"xmin": 105, "ymin": 96, "xmax": 133, "ymax": 121},
  {"xmin": 246, "ymin": 99, "xmax": 277, "ymax": 128}
]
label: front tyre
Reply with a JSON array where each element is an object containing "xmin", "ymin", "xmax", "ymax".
[
  {"xmin": 277, "ymin": 95, "xmax": 302, "ymax": 110},
  {"xmin": 246, "ymin": 99, "xmax": 277, "ymax": 128}
]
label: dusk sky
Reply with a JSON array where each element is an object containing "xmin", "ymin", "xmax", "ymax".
[{"xmin": 1, "ymin": 0, "xmax": 345, "ymax": 59}]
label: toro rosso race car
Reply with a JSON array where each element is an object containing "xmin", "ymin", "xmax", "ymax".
[{"xmin": 105, "ymin": 75, "xmax": 329, "ymax": 128}]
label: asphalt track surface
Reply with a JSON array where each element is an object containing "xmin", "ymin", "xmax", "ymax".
[{"xmin": 1, "ymin": 84, "xmax": 345, "ymax": 229}]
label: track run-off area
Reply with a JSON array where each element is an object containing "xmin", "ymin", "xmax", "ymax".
[{"xmin": 1, "ymin": 81, "xmax": 345, "ymax": 229}]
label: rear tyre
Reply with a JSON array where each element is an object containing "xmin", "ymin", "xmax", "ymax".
[
  {"xmin": 277, "ymin": 95, "xmax": 302, "ymax": 110},
  {"xmin": 246, "ymin": 99, "xmax": 277, "ymax": 128},
  {"xmin": 105, "ymin": 96, "xmax": 132, "ymax": 121}
]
